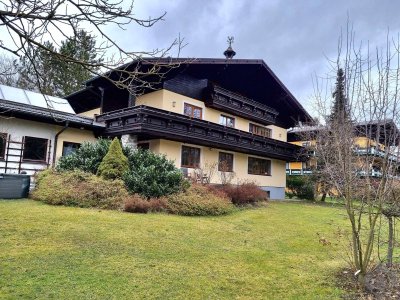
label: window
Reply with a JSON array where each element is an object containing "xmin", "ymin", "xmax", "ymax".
[
  {"xmin": 181, "ymin": 146, "xmax": 200, "ymax": 168},
  {"xmin": 184, "ymin": 103, "xmax": 202, "ymax": 119},
  {"xmin": 62, "ymin": 142, "xmax": 80, "ymax": 156},
  {"xmin": 218, "ymin": 152, "xmax": 234, "ymax": 172},
  {"xmin": 248, "ymin": 157, "xmax": 271, "ymax": 176},
  {"xmin": 137, "ymin": 143, "xmax": 150, "ymax": 150},
  {"xmin": 249, "ymin": 123, "xmax": 272, "ymax": 138},
  {"xmin": 0, "ymin": 133, "xmax": 6, "ymax": 159},
  {"xmin": 219, "ymin": 115, "xmax": 235, "ymax": 127},
  {"xmin": 23, "ymin": 136, "xmax": 48, "ymax": 162}
]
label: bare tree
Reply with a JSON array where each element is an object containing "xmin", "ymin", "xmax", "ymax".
[
  {"xmin": 0, "ymin": 54, "xmax": 18, "ymax": 86},
  {"xmin": 310, "ymin": 24, "xmax": 400, "ymax": 285},
  {"xmin": 0, "ymin": 0, "xmax": 184, "ymax": 96}
]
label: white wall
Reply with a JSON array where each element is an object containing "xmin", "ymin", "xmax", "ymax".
[{"xmin": 0, "ymin": 118, "xmax": 56, "ymax": 175}]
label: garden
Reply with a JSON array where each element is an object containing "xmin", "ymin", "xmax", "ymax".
[{"xmin": 32, "ymin": 138, "xmax": 268, "ymax": 216}]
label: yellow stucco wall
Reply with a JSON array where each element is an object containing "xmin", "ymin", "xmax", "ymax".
[
  {"xmin": 55, "ymin": 127, "xmax": 97, "ymax": 161},
  {"xmin": 78, "ymin": 108, "xmax": 101, "ymax": 118},
  {"xmin": 134, "ymin": 89, "xmax": 287, "ymax": 141},
  {"xmin": 153, "ymin": 139, "xmax": 285, "ymax": 187}
]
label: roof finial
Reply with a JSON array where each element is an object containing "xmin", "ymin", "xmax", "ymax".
[{"xmin": 223, "ymin": 36, "xmax": 236, "ymax": 59}]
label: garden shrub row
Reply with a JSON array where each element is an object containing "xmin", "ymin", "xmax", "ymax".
[{"xmin": 33, "ymin": 138, "xmax": 269, "ymax": 216}]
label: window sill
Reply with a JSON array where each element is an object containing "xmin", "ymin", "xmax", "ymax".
[
  {"xmin": 248, "ymin": 173, "xmax": 271, "ymax": 177},
  {"xmin": 22, "ymin": 159, "xmax": 48, "ymax": 164}
]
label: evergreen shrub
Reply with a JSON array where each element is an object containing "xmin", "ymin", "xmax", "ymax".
[
  {"xmin": 123, "ymin": 149, "xmax": 186, "ymax": 198},
  {"xmin": 286, "ymin": 175, "xmax": 315, "ymax": 201},
  {"xmin": 32, "ymin": 169, "xmax": 128, "ymax": 209},
  {"xmin": 97, "ymin": 137, "xmax": 129, "ymax": 180}
]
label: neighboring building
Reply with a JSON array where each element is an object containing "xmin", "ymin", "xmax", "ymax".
[
  {"xmin": 66, "ymin": 58, "xmax": 311, "ymax": 199},
  {"xmin": 0, "ymin": 84, "xmax": 104, "ymax": 176},
  {"xmin": 286, "ymin": 121, "xmax": 400, "ymax": 178}
]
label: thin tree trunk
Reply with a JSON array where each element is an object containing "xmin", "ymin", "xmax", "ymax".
[
  {"xmin": 321, "ymin": 192, "xmax": 327, "ymax": 202},
  {"xmin": 387, "ymin": 215, "xmax": 394, "ymax": 268}
]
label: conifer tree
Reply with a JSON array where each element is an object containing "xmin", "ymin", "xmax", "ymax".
[
  {"xmin": 329, "ymin": 68, "xmax": 350, "ymax": 123},
  {"xmin": 97, "ymin": 138, "xmax": 129, "ymax": 180}
]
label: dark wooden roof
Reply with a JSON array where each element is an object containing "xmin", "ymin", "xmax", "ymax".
[{"xmin": 67, "ymin": 58, "xmax": 312, "ymax": 128}]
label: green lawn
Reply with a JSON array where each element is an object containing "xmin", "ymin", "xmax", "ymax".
[{"xmin": 0, "ymin": 200, "xmax": 350, "ymax": 299}]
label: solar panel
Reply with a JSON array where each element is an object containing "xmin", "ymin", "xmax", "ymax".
[{"xmin": 0, "ymin": 84, "xmax": 76, "ymax": 114}]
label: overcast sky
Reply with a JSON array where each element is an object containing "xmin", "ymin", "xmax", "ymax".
[{"xmin": 106, "ymin": 0, "xmax": 400, "ymax": 115}]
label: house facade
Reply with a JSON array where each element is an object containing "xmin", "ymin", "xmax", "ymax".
[
  {"xmin": 286, "ymin": 121, "xmax": 400, "ymax": 178},
  {"xmin": 67, "ymin": 58, "xmax": 311, "ymax": 199},
  {"xmin": 0, "ymin": 84, "xmax": 103, "ymax": 176}
]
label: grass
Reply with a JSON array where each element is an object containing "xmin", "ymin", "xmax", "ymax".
[{"xmin": 0, "ymin": 199, "xmax": 356, "ymax": 299}]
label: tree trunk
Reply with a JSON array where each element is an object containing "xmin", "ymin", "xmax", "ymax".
[
  {"xmin": 387, "ymin": 215, "xmax": 394, "ymax": 268},
  {"xmin": 320, "ymin": 192, "xmax": 327, "ymax": 202}
]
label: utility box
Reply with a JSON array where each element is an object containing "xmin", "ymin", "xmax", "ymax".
[{"xmin": 0, "ymin": 174, "xmax": 31, "ymax": 199}]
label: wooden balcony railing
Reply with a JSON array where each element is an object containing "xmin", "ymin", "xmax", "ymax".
[
  {"xmin": 204, "ymin": 85, "xmax": 278, "ymax": 125},
  {"xmin": 97, "ymin": 105, "xmax": 301, "ymax": 161}
]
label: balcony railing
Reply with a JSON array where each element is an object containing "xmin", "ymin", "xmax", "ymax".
[
  {"xmin": 97, "ymin": 105, "xmax": 301, "ymax": 161},
  {"xmin": 286, "ymin": 169, "xmax": 313, "ymax": 175},
  {"xmin": 353, "ymin": 147, "xmax": 399, "ymax": 162},
  {"xmin": 204, "ymin": 85, "xmax": 278, "ymax": 125}
]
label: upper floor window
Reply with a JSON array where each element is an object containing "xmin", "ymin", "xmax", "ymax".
[
  {"xmin": 0, "ymin": 133, "xmax": 7, "ymax": 159},
  {"xmin": 249, "ymin": 123, "xmax": 271, "ymax": 138},
  {"xmin": 219, "ymin": 115, "xmax": 235, "ymax": 127},
  {"xmin": 62, "ymin": 142, "xmax": 80, "ymax": 156},
  {"xmin": 23, "ymin": 136, "xmax": 48, "ymax": 162},
  {"xmin": 181, "ymin": 145, "xmax": 200, "ymax": 168},
  {"xmin": 218, "ymin": 152, "xmax": 234, "ymax": 172},
  {"xmin": 248, "ymin": 157, "xmax": 271, "ymax": 176},
  {"xmin": 184, "ymin": 103, "xmax": 202, "ymax": 119}
]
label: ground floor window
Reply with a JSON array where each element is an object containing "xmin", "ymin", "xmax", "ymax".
[
  {"xmin": 0, "ymin": 133, "xmax": 6, "ymax": 159},
  {"xmin": 248, "ymin": 157, "xmax": 271, "ymax": 176},
  {"xmin": 23, "ymin": 136, "xmax": 48, "ymax": 162},
  {"xmin": 181, "ymin": 145, "xmax": 200, "ymax": 168},
  {"xmin": 137, "ymin": 143, "xmax": 150, "ymax": 150},
  {"xmin": 62, "ymin": 142, "xmax": 81, "ymax": 156},
  {"xmin": 218, "ymin": 152, "xmax": 234, "ymax": 172}
]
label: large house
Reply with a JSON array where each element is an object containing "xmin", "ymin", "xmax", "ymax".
[
  {"xmin": 66, "ymin": 58, "xmax": 311, "ymax": 199},
  {"xmin": 0, "ymin": 84, "xmax": 103, "ymax": 176},
  {"xmin": 286, "ymin": 121, "xmax": 400, "ymax": 178}
]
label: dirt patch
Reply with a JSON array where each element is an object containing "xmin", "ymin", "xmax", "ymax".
[{"xmin": 337, "ymin": 264, "xmax": 400, "ymax": 299}]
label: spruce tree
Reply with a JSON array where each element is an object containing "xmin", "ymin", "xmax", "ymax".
[
  {"xmin": 97, "ymin": 138, "xmax": 129, "ymax": 180},
  {"xmin": 329, "ymin": 68, "xmax": 350, "ymax": 123}
]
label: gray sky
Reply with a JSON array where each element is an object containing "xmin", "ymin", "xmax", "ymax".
[{"xmin": 108, "ymin": 0, "xmax": 399, "ymax": 115}]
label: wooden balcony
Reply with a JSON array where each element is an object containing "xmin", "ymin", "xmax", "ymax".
[
  {"xmin": 204, "ymin": 85, "xmax": 278, "ymax": 125},
  {"xmin": 96, "ymin": 105, "xmax": 301, "ymax": 161}
]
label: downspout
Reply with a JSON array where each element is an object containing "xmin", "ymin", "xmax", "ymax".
[{"xmin": 52, "ymin": 121, "xmax": 69, "ymax": 167}]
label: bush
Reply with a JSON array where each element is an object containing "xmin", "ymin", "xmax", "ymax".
[
  {"xmin": 32, "ymin": 169, "xmax": 128, "ymax": 209},
  {"xmin": 220, "ymin": 182, "xmax": 268, "ymax": 205},
  {"xmin": 56, "ymin": 139, "xmax": 186, "ymax": 199},
  {"xmin": 166, "ymin": 184, "xmax": 234, "ymax": 216},
  {"xmin": 56, "ymin": 138, "xmax": 111, "ymax": 174},
  {"xmin": 123, "ymin": 149, "xmax": 186, "ymax": 198},
  {"xmin": 286, "ymin": 175, "xmax": 315, "ymax": 201},
  {"xmin": 124, "ymin": 195, "xmax": 167, "ymax": 213},
  {"xmin": 97, "ymin": 137, "xmax": 129, "ymax": 180}
]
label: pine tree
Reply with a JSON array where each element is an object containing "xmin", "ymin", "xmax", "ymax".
[
  {"xmin": 17, "ymin": 30, "xmax": 101, "ymax": 97},
  {"xmin": 329, "ymin": 68, "xmax": 350, "ymax": 123},
  {"xmin": 56, "ymin": 30, "xmax": 101, "ymax": 96},
  {"xmin": 17, "ymin": 41, "xmax": 59, "ymax": 95},
  {"xmin": 97, "ymin": 138, "xmax": 129, "ymax": 180}
]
